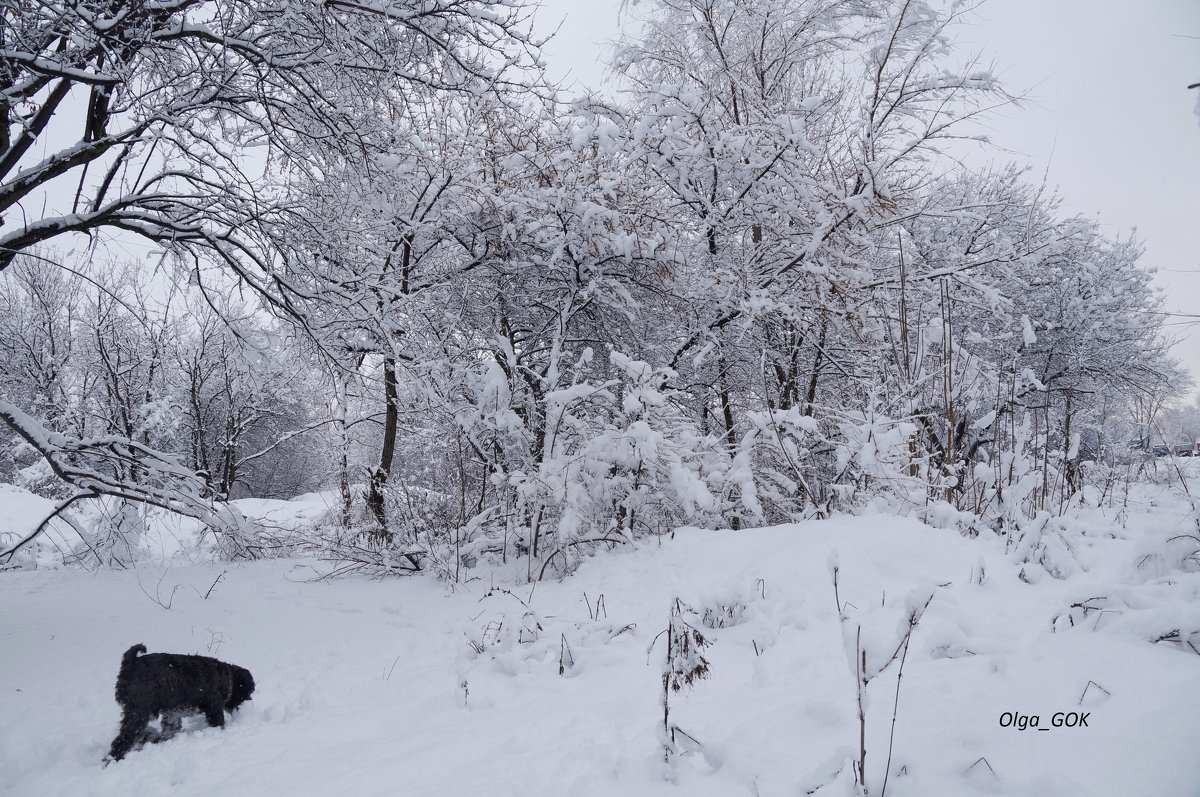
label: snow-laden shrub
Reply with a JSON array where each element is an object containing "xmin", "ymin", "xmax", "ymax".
[
  {"xmin": 1010, "ymin": 512, "xmax": 1084, "ymax": 581},
  {"xmin": 546, "ymin": 353, "xmax": 730, "ymax": 539},
  {"xmin": 436, "ymin": 351, "xmax": 751, "ymax": 580},
  {"xmin": 735, "ymin": 399, "xmax": 934, "ymax": 523}
]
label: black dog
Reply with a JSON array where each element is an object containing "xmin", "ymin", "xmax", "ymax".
[{"xmin": 105, "ymin": 643, "xmax": 255, "ymax": 762}]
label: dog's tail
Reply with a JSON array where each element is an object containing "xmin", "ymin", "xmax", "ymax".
[{"xmin": 115, "ymin": 644, "xmax": 146, "ymax": 698}]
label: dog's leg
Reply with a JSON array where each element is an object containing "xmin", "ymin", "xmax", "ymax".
[
  {"xmin": 202, "ymin": 701, "xmax": 225, "ymax": 729},
  {"xmin": 107, "ymin": 710, "xmax": 149, "ymax": 762},
  {"xmin": 137, "ymin": 723, "xmax": 162, "ymax": 746},
  {"xmin": 154, "ymin": 711, "xmax": 184, "ymax": 743}
]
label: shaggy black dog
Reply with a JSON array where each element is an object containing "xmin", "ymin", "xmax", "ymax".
[{"xmin": 105, "ymin": 643, "xmax": 255, "ymax": 763}]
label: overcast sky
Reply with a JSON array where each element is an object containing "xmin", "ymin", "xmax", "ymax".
[{"xmin": 533, "ymin": 0, "xmax": 1200, "ymax": 393}]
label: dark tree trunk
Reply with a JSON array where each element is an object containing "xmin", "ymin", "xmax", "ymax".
[
  {"xmin": 804, "ymin": 320, "xmax": 828, "ymax": 417},
  {"xmin": 367, "ymin": 356, "xmax": 399, "ymax": 539}
]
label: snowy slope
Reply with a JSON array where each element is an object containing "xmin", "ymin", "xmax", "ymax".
[{"xmin": 3, "ymin": 512, "xmax": 1200, "ymax": 797}]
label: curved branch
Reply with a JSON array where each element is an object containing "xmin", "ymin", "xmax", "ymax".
[{"xmin": 0, "ymin": 490, "xmax": 97, "ymax": 564}]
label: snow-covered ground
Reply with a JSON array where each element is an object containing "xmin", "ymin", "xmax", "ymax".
[{"xmin": 3, "ymin": 486, "xmax": 1200, "ymax": 796}]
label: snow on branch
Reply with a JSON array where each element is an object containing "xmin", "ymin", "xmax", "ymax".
[{"xmin": 0, "ymin": 399, "xmax": 258, "ymax": 562}]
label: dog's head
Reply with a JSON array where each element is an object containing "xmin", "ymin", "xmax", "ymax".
[{"xmin": 227, "ymin": 666, "xmax": 255, "ymax": 710}]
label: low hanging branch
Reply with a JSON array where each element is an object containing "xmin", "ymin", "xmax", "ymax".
[
  {"xmin": 0, "ymin": 400, "xmax": 257, "ymax": 562},
  {"xmin": 0, "ymin": 490, "xmax": 97, "ymax": 566}
]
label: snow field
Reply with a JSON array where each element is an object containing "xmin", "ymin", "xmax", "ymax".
[{"xmin": 4, "ymin": 508, "xmax": 1200, "ymax": 796}]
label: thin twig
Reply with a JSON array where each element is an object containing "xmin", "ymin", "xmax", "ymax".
[
  {"xmin": 881, "ymin": 628, "xmax": 914, "ymax": 797},
  {"xmin": 201, "ymin": 570, "xmax": 227, "ymax": 600}
]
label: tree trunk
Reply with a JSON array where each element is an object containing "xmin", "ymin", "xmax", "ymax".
[
  {"xmin": 717, "ymin": 350, "xmax": 741, "ymax": 530},
  {"xmin": 333, "ymin": 373, "xmax": 353, "ymax": 527},
  {"xmin": 803, "ymin": 320, "xmax": 828, "ymax": 417},
  {"xmin": 367, "ymin": 356, "xmax": 399, "ymax": 540}
]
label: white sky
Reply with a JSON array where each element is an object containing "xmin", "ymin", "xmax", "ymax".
[{"xmin": 533, "ymin": 0, "xmax": 1200, "ymax": 391}]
